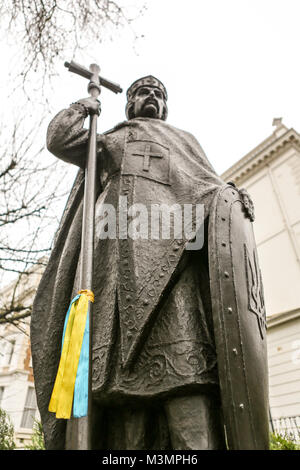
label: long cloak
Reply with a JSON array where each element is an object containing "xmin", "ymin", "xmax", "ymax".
[{"xmin": 31, "ymin": 107, "xmax": 224, "ymax": 449}]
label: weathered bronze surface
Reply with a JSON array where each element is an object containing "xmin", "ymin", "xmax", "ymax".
[
  {"xmin": 30, "ymin": 75, "xmax": 269, "ymax": 450},
  {"xmin": 209, "ymin": 185, "xmax": 269, "ymax": 449}
]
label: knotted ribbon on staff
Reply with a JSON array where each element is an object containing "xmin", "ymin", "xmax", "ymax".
[{"xmin": 48, "ymin": 289, "xmax": 94, "ymax": 419}]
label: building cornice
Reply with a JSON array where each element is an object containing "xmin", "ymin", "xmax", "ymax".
[
  {"xmin": 0, "ymin": 368, "xmax": 30, "ymax": 378},
  {"xmin": 222, "ymin": 127, "xmax": 300, "ymax": 185},
  {"xmin": 267, "ymin": 308, "xmax": 300, "ymax": 329}
]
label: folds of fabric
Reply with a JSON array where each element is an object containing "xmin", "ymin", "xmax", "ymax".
[{"xmin": 48, "ymin": 290, "xmax": 94, "ymax": 419}]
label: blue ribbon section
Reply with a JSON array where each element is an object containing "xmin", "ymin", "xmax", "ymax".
[
  {"xmin": 60, "ymin": 293, "xmax": 89, "ymax": 418},
  {"xmin": 73, "ymin": 311, "xmax": 89, "ymax": 417}
]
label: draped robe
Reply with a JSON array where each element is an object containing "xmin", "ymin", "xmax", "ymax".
[{"xmin": 31, "ymin": 105, "xmax": 225, "ymax": 449}]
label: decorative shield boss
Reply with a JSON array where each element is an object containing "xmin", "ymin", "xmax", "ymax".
[{"xmin": 208, "ymin": 185, "xmax": 269, "ymax": 450}]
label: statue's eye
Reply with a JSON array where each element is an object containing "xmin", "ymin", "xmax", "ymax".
[
  {"xmin": 138, "ymin": 88, "xmax": 148, "ymax": 96},
  {"xmin": 155, "ymin": 90, "xmax": 163, "ymax": 99}
]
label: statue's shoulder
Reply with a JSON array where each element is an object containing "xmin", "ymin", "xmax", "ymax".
[
  {"xmin": 173, "ymin": 125, "xmax": 199, "ymax": 143},
  {"xmin": 103, "ymin": 120, "xmax": 130, "ymax": 135},
  {"xmin": 160, "ymin": 120, "xmax": 199, "ymax": 142},
  {"xmin": 102, "ymin": 119, "xmax": 198, "ymax": 146}
]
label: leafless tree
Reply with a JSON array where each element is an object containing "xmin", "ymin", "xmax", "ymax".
[
  {"xmin": 0, "ymin": 0, "xmax": 145, "ymax": 328},
  {"xmin": 1, "ymin": 0, "xmax": 145, "ymax": 94},
  {"xmin": 0, "ymin": 110, "xmax": 74, "ymax": 328}
]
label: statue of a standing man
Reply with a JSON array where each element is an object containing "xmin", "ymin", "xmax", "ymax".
[{"xmin": 31, "ymin": 75, "xmax": 269, "ymax": 450}]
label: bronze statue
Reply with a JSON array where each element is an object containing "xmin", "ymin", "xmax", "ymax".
[{"xmin": 31, "ymin": 73, "xmax": 269, "ymax": 450}]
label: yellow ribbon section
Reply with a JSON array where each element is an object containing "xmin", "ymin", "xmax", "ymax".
[
  {"xmin": 49, "ymin": 290, "xmax": 94, "ymax": 419},
  {"xmin": 78, "ymin": 289, "xmax": 94, "ymax": 303}
]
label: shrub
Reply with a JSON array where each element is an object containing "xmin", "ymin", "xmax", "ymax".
[
  {"xmin": 0, "ymin": 408, "xmax": 16, "ymax": 450},
  {"xmin": 25, "ymin": 420, "xmax": 45, "ymax": 450},
  {"xmin": 270, "ymin": 432, "xmax": 300, "ymax": 450}
]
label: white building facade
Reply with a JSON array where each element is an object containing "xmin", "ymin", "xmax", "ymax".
[
  {"xmin": 0, "ymin": 267, "xmax": 42, "ymax": 449},
  {"xmin": 0, "ymin": 322, "xmax": 38, "ymax": 448}
]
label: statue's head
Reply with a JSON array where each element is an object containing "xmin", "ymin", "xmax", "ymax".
[{"xmin": 125, "ymin": 75, "xmax": 168, "ymax": 121}]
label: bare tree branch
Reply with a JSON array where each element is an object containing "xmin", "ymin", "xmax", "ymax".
[
  {"xmin": 0, "ymin": 1, "xmax": 145, "ymax": 328},
  {"xmin": 0, "ymin": 110, "xmax": 73, "ymax": 326},
  {"xmin": 1, "ymin": 0, "xmax": 146, "ymax": 94}
]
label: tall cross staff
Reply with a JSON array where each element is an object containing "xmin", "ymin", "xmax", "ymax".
[{"xmin": 64, "ymin": 60, "xmax": 122, "ymax": 449}]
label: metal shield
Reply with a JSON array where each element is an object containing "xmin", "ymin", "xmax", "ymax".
[{"xmin": 208, "ymin": 185, "xmax": 269, "ymax": 450}]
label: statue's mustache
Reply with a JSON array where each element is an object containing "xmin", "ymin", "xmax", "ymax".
[{"xmin": 143, "ymin": 98, "xmax": 158, "ymax": 111}]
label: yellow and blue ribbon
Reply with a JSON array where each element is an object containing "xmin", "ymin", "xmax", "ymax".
[{"xmin": 49, "ymin": 290, "xmax": 94, "ymax": 419}]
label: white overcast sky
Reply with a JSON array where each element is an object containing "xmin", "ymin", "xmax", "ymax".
[
  {"xmin": 1, "ymin": 0, "xmax": 300, "ymax": 287},
  {"xmin": 2, "ymin": 0, "xmax": 300, "ymax": 177},
  {"xmin": 48, "ymin": 0, "xmax": 300, "ymax": 176}
]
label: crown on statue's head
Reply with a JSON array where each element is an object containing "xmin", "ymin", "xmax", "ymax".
[{"xmin": 126, "ymin": 75, "xmax": 168, "ymax": 101}]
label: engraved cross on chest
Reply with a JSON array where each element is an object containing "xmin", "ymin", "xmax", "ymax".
[{"xmin": 132, "ymin": 143, "xmax": 163, "ymax": 171}]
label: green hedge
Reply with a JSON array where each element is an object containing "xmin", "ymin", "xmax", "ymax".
[
  {"xmin": 0, "ymin": 408, "xmax": 15, "ymax": 450},
  {"xmin": 270, "ymin": 432, "xmax": 300, "ymax": 450}
]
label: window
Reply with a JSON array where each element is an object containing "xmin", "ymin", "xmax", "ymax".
[
  {"xmin": 0, "ymin": 386, "xmax": 4, "ymax": 405},
  {"xmin": 0, "ymin": 337, "xmax": 16, "ymax": 367},
  {"xmin": 7, "ymin": 339, "xmax": 15, "ymax": 365},
  {"xmin": 20, "ymin": 387, "xmax": 37, "ymax": 429}
]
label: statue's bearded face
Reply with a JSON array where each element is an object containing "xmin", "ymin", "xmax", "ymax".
[{"xmin": 132, "ymin": 86, "xmax": 166, "ymax": 120}]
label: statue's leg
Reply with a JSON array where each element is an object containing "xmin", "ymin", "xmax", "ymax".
[
  {"xmin": 164, "ymin": 394, "xmax": 226, "ymax": 450},
  {"xmin": 122, "ymin": 407, "xmax": 148, "ymax": 450},
  {"xmin": 114, "ymin": 405, "xmax": 170, "ymax": 450},
  {"xmin": 101, "ymin": 405, "xmax": 149, "ymax": 449},
  {"xmin": 99, "ymin": 404, "xmax": 166, "ymax": 449}
]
